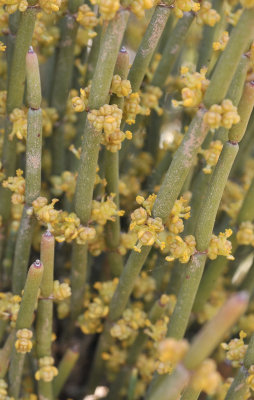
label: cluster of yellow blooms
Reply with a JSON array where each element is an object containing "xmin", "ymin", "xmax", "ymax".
[
  {"xmin": 213, "ymin": 31, "xmax": 229, "ymax": 52},
  {"xmin": 221, "ymin": 330, "xmax": 248, "ymax": 367},
  {"xmin": 88, "ymin": 104, "xmax": 132, "ymax": 152},
  {"xmin": 123, "ymin": 92, "xmax": 142, "ymax": 124},
  {"xmin": 220, "ymin": 180, "xmax": 245, "ymax": 222},
  {"xmin": 110, "ymin": 306, "xmax": 148, "ymax": 341},
  {"xmin": 0, "ymin": 292, "xmax": 21, "ymax": 325},
  {"xmin": 78, "ymin": 279, "xmax": 119, "ymax": 334},
  {"xmin": 91, "ymin": 194, "xmax": 125, "ymax": 225},
  {"xmin": 35, "ymin": 357, "xmax": 58, "ymax": 382},
  {"xmin": 130, "ymin": 195, "xmax": 165, "ymax": 253},
  {"xmin": 196, "ymin": 1, "xmax": 221, "ymax": 26},
  {"xmin": 156, "ymin": 338, "xmax": 189, "ymax": 375},
  {"xmin": 42, "ymin": 107, "xmax": 59, "ymax": 137},
  {"xmin": 144, "ymin": 316, "xmax": 169, "ymax": 342},
  {"xmin": 9, "ymin": 108, "xmax": 27, "ymax": 141},
  {"xmin": 140, "ymin": 85, "xmax": 163, "ymax": 116},
  {"xmin": 173, "ymin": 0, "xmax": 200, "ymax": 18},
  {"xmin": 2, "ymin": 169, "xmax": 25, "ymax": 205},
  {"xmin": 204, "ymin": 99, "xmax": 240, "ymax": 131},
  {"xmin": 32, "ymin": 14, "xmax": 60, "ymax": 63},
  {"xmin": 15, "ymin": 329, "xmax": 33, "ymax": 354},
  {"xmin": 71, "ymin": 85, "xmax": 91, "ymax": 113},
  {"xmin": 246, "ymin": 365, "xmax": 254, "ymax": 391},
  {"xmin": 32, "ymin": 197, "xmax": 96, "ymax": 244},
  {"xmin": 110, "ymin": 74, "xmax": 132, "ymax": 98},
  {"xmin": 190, "ymin": 359, "xmax": 221, "ymax": 395},
  {"xmin": 236, "ymin": 221, "xmax": 254, "ymax": 246},
  {"xmin": 208, "ymin": 229, "xmax": 234, "ymax": 260},
  {"xmin": 199, "ymin": 140, "xmax": 223, "ymax": 174},
  {"xmin": 53, "ymin": 280, "xmax": 71, "ymax": 301},
  {"xmin": 121, "ymin": 0, "xmax": 155, "ymax": 19},
  {"xmin": 172, "ymin": 66, "xmax": 210, "ymax": 108},
  {"xmin": 51, "ymin": 171, "xmax": 77, "ymax": 201},
  {"xmin": 0, "ymin": 379, "xmax": 13, "ymax": 400},
  {"xmin": 0, "ymin": 0, "xmax": 62, "ymax": 14},
  {"xmin": 90, "ymin": 0, "xmax": 120, "ymax": 20},
  {"xmin": 132, "ymin": 272, "xmax": 156, "ymax": 302},
  {"xmin": 76, "ymin": 4, "xmax": 99, "ymax": 39}
]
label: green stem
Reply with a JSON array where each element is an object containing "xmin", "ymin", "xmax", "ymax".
[
  {"xmin": 70, "ymin": 242, "xmax": 88, "ymax": 322},
  {"xmin": 50, "ymin": 13, "xmax": 79, "ymax": 174},
  {"xmin": 152, "ymin": 108, "xmax": 207, "ymax": 222},
  {"xmin": 0, "ymin": 8, "xmax": 36, "ymax": 223},
  {"xmin": 9, "ymin": 260, "xmax": 44, "ymax": 399},
  {"xmin": 151, "ymin": 12, "xmax": 194, "ymax": 88},
  {"xmin": 36, "ymin": 231, "xmax": 55, "ymax": 400},
  {"xmin": 53, "ymin": 347, "xmax": 79, "ymax": 397},
  {"xmin": 203, "ymin": 8, "xmax": 254, "ymax": 108},
  {"xmin": 147, "ymin": 292, "xmax": 249, "ymax": 400},
  {"xmin": 127, "ymin": 4, "xmax": 171, "ymax": 91},
  {"xmin": 12, "ymin": 48, "xmax": 42, "ymax": 294}
]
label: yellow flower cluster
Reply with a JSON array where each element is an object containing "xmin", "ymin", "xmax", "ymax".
[
  {"xmin": 91, "ymin": 194, "xmax": 124, "ymax": 225},
  {"xmin": 102, "ymin": 345, "xmax": 127, "ymax": 373},
  {"xmin": 9, "ymin": 108, "xmax": 27, "ymax": 140},
  {"xmin": 0, "ymin": 292, "xmax": 21, "ymax": 324},
  {"xmin": 51, "ymin": 171, "xmax": 77, "ymax": 201},
  {"xmin": 0, "ymin": 41, "xmax": 6, "ymax": 52},
  {"xmin": 240, "ymin": 0, "xmax": 254, "ymax": 8},
  {"xmin": 38, "ymin": 0, "xmax": 62, "ymax": 14},
  {"xmin": 190, "ymin": 359, "xmax": 221, "ymax": 394},
  {"xmin": 32, "ymin": 14, "xmax": 60, "ymax": 62},
  {"xmin": 35, "ymin": 357, "xmax": 58, "ymax": 382},
  {"xmin": 118, "ymin": 231, "xmax": 138, "ymax": 255},
  {"xmin": 76, "ymin": 4, "xmax": 98, "ymax": 38},
  {"xmin": 111, "ymin": 74, "xmax": 132, "ymax": 98},
  {"xmin": 88, "ymin": 104, "xmax": 132, "ymax": 152},
  {"xmin": 174, "ymin": 0, "xmax": 200, "ymax": 18},
  {"xmin": 213, "ymin": 31, "xmax": 229, "ymax": 52},
  {"xmin": 140, "ymin": 85, "xmax": 163, "ymax": 116},
  {"xmin": 199, "ymin": 140, "xmax": 223, "ymax": 174},
  {"xmin": 79, "ymin": 279, "xmax": 118, "ymax": 334},
  {"xmin": 156, "ymin": 338, "xmax": 189, "ymax": 375},
  {"xmin": 197, "ymin": 1, "xmax": 221, "ymax": 26},
  {"xmin": 90, "ymin": 0, "xmax": 120, "ymax": 20},
  {"xmin": 172, "ymin": 66, "xmax": 210, "ymax": 108},
  {"xmin": 221, "ymin": 330, "xmax": 248, "ymax": 367},
  {"xmin": 123, "ymin": 92, "xmax": 141, "ymax": 125},
  {"xmin": 208, "ymin": 229, "xmax": 234, "ymax": 260},
  {"xmin": 93, "ymin": 278, "xmax": 119, "ymax": 304},
  {"xmin": 144, "ymin": 316, "xmax": 169, "ymax": 342},
  {"xmin": 32, "ymin": 197, "xmax": 96, "ymax": 245},
  {"xmin": 131, "ymin": 0, "xmax": 155, "ymax": 18},
  {"xmin": 166, "ymin": 196, "xmax": 191, "ymax": 234},
  {"xmin": 0, "ymin": 379, "xmax": 13, "ymax": 400},
  {"xmin": 246, "ymin": 365, "xmax": 254, "ymax": 390},
  {"xmin": 2, "ymin": 169, "xmax": 25, "ymax": 205},
  {"xmin": 220, "ymin": 180, "xmax": 244, "ymax": 222},
  {"xmin": 165, "ymin": 234, "xmax": 196, "ymax": 263},
  {"xmin": 130, "ymin": 195, "xmax": 165, "ymax": 253},
  {"xmin": 236, "ymin": 222, "xmax": 254, "ymax": 246},
  {"xmin": 132, "ymin": 272, "xmax": 156, "ymax": 302},
  {"xmin": 110, "ymin": 306, "xmax": 148, "ymax": 341},
  {"xmin": 72, "ymin": 86, "xmax": 90, "ymax": 113},
  {"xmin": 42, "ymin": 107, "xmax": 59, "ymax": 137},
  {"xmin": 53, "ymin": 280, "xmax": 71, "ymax": 301},
  {"xmin": 15, "ymin": 329, "xmax": 33, "ymax": 354},
  {"xmin": 0, "ymin": 0, "xmax": 28, "ymax": 14},
  {"xmin": 204, "ymin": 99, "xmax": 240, "ymax": 131}
]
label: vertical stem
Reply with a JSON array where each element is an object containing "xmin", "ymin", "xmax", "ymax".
[
  {"xmin": 53, "ymin": 347, "xmax": 79, "ymax": 397},
  {"xmin": 36, "ymin": 231, "xmax": 55, "ymax": 400}
]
